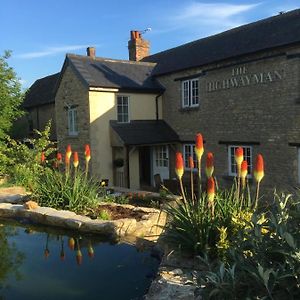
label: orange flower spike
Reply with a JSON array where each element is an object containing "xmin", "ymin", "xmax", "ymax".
[
  {"xmin": 65, "ymin": 153, "xmax": 70, "ymax": 167},
  {"xmin": 66, "ymin": 144, "xmax": 72, "ymax": 160},
  {"xmin": 254, "ymin": 154, "xmax": 264, "ymax": 183},
  {"xmin": 88, "ymin": 245, "xmax": 94, "ymax": 259},
  {"xmin": 175, "ymin": 152, "xmax": 184, "ymax": 179},
  {"xmin": 195, "ymin": 133, "xmax": 204, "ymax": 161},
  {"xmin": 85, "ymin": 144, "xmax": 91, "ymax": 163},
  {"xmin": 57, "ymin": 152, "xmax": 62, "ymax": 164},
  {"xmin": 207, "ymin": 177, "xmax": 215, "ymax": 203},
  {"xmin": 41, "ymin": 152, "xmax": 46, "ymax": 163},
  {"xmin": 241, "ymin": 160, "xmax": 248, "ymax": 180},
  {"xmin": 235, "ymin": 147, "xmax": 244, "ymax": 174},
  {"xmin": 73, "ymin": 152, "xmax": 79, "ymax": 168},
  {"xmin": 68, "ymin": 238, "xmax": 75, "ymax": 250},
  {"xmin": 189, "ymin": 156, "xmax": 194, "ymax": 169},
  {"xmin": 205, "ymin": 152, "xmax": 214, "ymax": 178},
  {"xmin": 76, "ymin": 249, "xmax": 83, "ymax": 265},
  {"xmin": 44, "ymin": 248, "xmax": 50, "ymax": 259}
]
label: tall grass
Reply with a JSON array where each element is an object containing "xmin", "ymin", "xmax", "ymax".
[{"xmin": 33, "ymin": 168, "xmax": 99, "ymax": 214}]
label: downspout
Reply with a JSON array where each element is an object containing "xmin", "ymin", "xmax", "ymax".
[
  {"xmin": 155, "ymin": 92, "xmax": 163, "ymax": 120},
  {"xmin": 126, "ymin": 145, "xmax": 130, "ymax": 188}
]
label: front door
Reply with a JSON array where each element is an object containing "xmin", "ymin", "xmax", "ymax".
[{"xmin": 152, "ymin": 145, "xmax": 169, "ymax": 185}]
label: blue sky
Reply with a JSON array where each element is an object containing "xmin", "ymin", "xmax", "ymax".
[{"xmin": 1, "ymin": 0, "xmax": 299, "ymax": 89}]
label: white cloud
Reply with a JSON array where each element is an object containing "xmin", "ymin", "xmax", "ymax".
[
  {"xmin": 16, "ymin": 45, "xmax": 93, "ymax": 59},
  {"xmin": 154, "ymin": 2, "xmax": 260, "ymax": 37},
  {"xmin": 175, "ymin": 2, "xmax": 259, "ymax": 20}
]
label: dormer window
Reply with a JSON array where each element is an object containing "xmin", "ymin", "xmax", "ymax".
[
  {"xmin": 182, "ymin": 78, "xmax": 199, "ymax": 108},
  {"xmin": 117, "ymin": 95, "xmax": 130, "ymax": 123}
]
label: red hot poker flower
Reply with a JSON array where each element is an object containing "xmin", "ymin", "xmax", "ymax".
[
  {"xmin": 57, "ymin": 152, "xmax": 62, "ymax": 164},
  {"xmin": 207, "ymin": 177, "xmax": 215, "ymax": 203},
  {"xmin": 235, "ymin": 147, "xmax": 243, "ymax": 174},
  {"xmin": 85, "ymin": 144, "xmax": 91, "ymax": 163},
  {"xmin": 205, "ymin": 152, "xmax": 214, "ymax": 178},
  {"xmin": 88, "ymin": 245, "xmax": 94, "ymax": 259},
  {"xmin": 195, "ymin": 133, "xmax": 204, "ymax": 161},
  {"xmin": 76, "ymin": 250, "xmax": 83, "ymax": 265},
  {"xmin": 73, "ymin": 152, "xmax": 79, "ymax": 168},
  {"xmin": 68, "ymin": 238, "xmax": 75, "ymax": 250},
  {"xmin": 66, "ymin": 144, "xmax": 72, "ymax": 159},
  {"xmin": 254, "ymin": 154, "xmax": 264, "ymax": 183},
  {"xmin": 41, "ymin": 152, "xmax": 46, "ymax": 163},
  {"xmin": 175, "ymin": 152, "xmax": 184, "ymax": 179},
  {"xmin": 241, "ymin": 160, "xmax": 248, "ymax": 187},
  {"xmin": 65, "ymin": 153, "xmax": 70, "ymax": 167},
  {"xmin": 189, "ymin": 156, "xmax": 194, "ymax": 169},
  {"xmin": 241, "ymin": 160, "xmax": 248, "ymax": 179},
  {"xmin": 44, "ymin": 248, "xmax": 50, "ymax": 259}
]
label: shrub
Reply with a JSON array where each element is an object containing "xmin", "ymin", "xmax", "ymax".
[
  {"xmin": 198, "ymin": 192, "xmax": 300, "ymax": 299},
  {"xmin": 0, "ymin": 121, "xmax": 55, "ymax": 190}
]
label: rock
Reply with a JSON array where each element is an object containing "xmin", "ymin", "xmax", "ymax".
[
  {"xmin": 170, "ymin": 268, "xmax": 184, "ymax": 276},
  {"xmin": 23, "ymin": 201, "xmax": 39, "ymax": 210}
]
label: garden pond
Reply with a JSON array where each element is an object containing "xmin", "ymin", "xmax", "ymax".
[{"xmin": 0, "ymin": 218, "xmax": 160, "ymax": 300}]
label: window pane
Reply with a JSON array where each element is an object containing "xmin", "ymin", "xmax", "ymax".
[{"xmin": 117, "ymin": 96, "xmax": 129, "ymax": 122}]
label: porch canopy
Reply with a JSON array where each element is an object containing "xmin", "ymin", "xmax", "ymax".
[{"xmin": 110, "ymin": 120, "xmax": 179, "ymax": 146}]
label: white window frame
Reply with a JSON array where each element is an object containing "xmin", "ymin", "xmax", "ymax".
[
  {"xmin": 181, "ymin": 78, "xmax": 199, "ymax": 108},
  {"xmin": 68, "ymin": 108, "xmax": 78, "ymax": 136},
  {"xmin": 117, "ymin": 95, "xmax": 130, "ymax": 123},
  {"xmin": 228, "ymin": 145, "xmax": 252, "ymax": 177},
  {"xmin": 155, "ymin": 146, "xmax": 169, "ymax": 168},
  {"xmin": 183, "ymin": 144, "xmax": 197, "ymax": 170}
]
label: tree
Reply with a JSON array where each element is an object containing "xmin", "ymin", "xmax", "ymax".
[{"xmin": 0, "ymin": 51, "xmax": 24, "ymax": 140}]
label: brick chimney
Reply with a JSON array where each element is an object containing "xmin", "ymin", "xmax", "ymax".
[
  {"xmin": 86, "ymin": 47, "xmax": 96, "ymax": 59},
  {"xmin": 128, "ymin": 30, "xmax": 150, "ymax": 61}
]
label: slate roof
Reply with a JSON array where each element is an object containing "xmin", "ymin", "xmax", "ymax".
[
  {"xmin": 110, "ymin": 120, "xmax": 179, "ymax": 145},
  {"xmin": 67, "ymin": 54, "xmax": 164, "ymax": 92},
  {"xmin": 143, "ymin": 9, "xmax": 300, "ymax": 76},
  {"xmin": 23, "ymin": 73, "xmax": 60, "ymax": 108}
]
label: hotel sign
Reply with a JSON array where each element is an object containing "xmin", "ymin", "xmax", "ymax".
[{"xmin": 206, "ymin": 66, "xmax": 283, "ymax": 93}]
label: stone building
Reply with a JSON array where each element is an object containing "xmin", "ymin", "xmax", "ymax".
[
  {"xmin": 22, "ymin": 73, "xmax": 59, "ymax": 140},
  {"xmin": 31, "ymin": 9, "xmax": 300, "ymax": 191}
]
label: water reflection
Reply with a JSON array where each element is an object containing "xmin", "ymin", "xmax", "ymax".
[
  {"xmin": 0, "ymin": 224, "xmax": 24, "ymax": 295},
  {"xmin": 42, "ymin": 234, "xmax": 97, "ymax": 266},
  {"xmin": 0, "ymin": 219, "xmax": 160, "ymax": 300}
]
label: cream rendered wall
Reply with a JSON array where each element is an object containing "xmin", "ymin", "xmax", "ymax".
[
  {"xmin": 88, "ymin": 91, "xmax": 160, "ymax": 188},
  {"xmin": 89, "ymin": 91, "xmax": 116, "ymax": 184},
  {"xmin": 124, "ymin": 93, "xmax": 162, "ymax": 120}
]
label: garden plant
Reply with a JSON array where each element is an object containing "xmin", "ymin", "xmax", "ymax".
[{"xmin": 165, "ymin": 133, "xmax": 300, "ymax": 299}]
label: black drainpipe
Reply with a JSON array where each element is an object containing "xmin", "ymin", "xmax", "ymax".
[
  {"xmin": 126, "ymin": 145, "xmax": 130, "ymax": 188},
  {"xmin": 155, "ymin": 92, "xmax": 163, "ymax": 120}
]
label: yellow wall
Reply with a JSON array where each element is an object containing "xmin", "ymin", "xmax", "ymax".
[
  {"xmin": 124, "ymin": 93, "xmax": 162, "ymax": 120},
  {"xmin": 89, "ymin": 91, "xmax": 159, "ymax": 188},
  {"xmin": 89, "ymin": 91, "xmax": 116, "ymax": 184}
]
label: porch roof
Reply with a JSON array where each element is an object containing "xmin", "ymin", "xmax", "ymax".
[{"xmin": 110, "ymin": 120, "xmax": 179, "ymax": 146}]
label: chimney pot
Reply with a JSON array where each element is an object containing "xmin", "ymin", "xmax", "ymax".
[
  {"xmin": 128, "ymin": 30, "xmax": 150, "ymax": 61},
  {"xmin": 86, "ymin": 47, "xmax": 96, "ymax": 59}
]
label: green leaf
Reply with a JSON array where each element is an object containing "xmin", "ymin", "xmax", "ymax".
[{"xmin": 284, "ymin": 232, "xmax": 296, "ymax": 249}]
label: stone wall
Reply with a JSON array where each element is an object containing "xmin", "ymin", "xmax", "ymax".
[
  {"xmin": 28, "ymin": 103, "xmax": 56, "ymax": 140},
  {"xmin": 157, "ymin": 44, "xmax": 300, "ymax": 191},
  {"xmin": 55, "ymin": 64, "xmax": 90, "ymax": 164}
]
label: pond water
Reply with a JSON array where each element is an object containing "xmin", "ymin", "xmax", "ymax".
[{"xmin": 0, "ymin": 218, "xmax": 160, "ymax": 300}]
